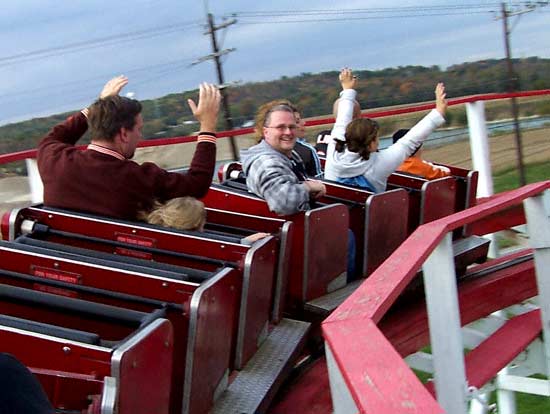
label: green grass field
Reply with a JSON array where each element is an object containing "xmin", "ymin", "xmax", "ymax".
[
  {"xmin": 414, "ymin": 371, "xmax": 550, "ymax": 412},
  {"xmin": 493, "ymin": 160, "xmax": 549, "ymax": 249},
  {"xmin": 493, "ymin": 161, "xmax": 550, "ymax": 193}
]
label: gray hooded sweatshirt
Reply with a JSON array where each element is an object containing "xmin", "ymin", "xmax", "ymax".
[{"xmin": 241, "ymin": 140, "xmax": 310, "ymax": 216}]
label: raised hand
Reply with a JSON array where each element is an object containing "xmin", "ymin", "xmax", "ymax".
[
  {"xmin": 435, "ymin": 82, "xmax": 447, "ymax": 116},
  {"xmin": 187, "ymin": 83, "xmax": 221, "ymax": 132},
  {"xmin": 339, "ymin": 68, "xmax": 357, "ymax": 90},
  {"xmin": 99, "ymin": 75, "xmax": 129, "ymax": 99}
]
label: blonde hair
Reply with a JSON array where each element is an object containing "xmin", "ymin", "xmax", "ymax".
[{"xmin": 139, "ymin": 197, "xmax": 207, "ymax": 231}]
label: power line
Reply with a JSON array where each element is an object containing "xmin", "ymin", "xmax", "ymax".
[
  {"xmin": 0, "ymin": 20, "xmax": 202, "ymax": 68},
  {"xmin": 234, "ymin": 12, "xmax": 493, "ymax": 26},
  {"xmin": 230, "ymin": 3, "xmax": 537, "ymax": 16},
  {"xmin": 228, "ymin": 3, "xmax": 547, "ymax": 24}
]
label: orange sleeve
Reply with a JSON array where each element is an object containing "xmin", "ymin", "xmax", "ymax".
[{"xmin": 397, "ymin": 158, "xmax": 451, "ymax": 180}]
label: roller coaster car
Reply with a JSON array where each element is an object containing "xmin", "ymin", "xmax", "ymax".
[
  {"xmin": 0, "ymin": 282, "xmax": 173, "ymax": 414},
  {"xmin": 0, "ymin": 163, "xmax": 490, "ymax": 414},
  {"xmin": 1, "ymin": 205, "xmax": 309, "ymax": 414},
  {"xmin": 201, "ymin": 183, "xmax": 349, "ymax": 307},
  {"xmin": 3, "ymin": 204, "xmax": 292, "ymax": 323},
  {"xmin": 0, "ymin": 238, "xmax": 239, "ymax": 414},
  {"xmin": 219, "ymin": 163, "xmax": 409, "ymax": 278},
  {"xmin": 218, "ymin": 162, "xmax": 489, "ymax": 286}
]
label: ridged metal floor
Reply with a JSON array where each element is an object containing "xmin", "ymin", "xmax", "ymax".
[
  {"xmin": 211, "ymin": 318, "xmax": 310, "ymax": 414},
  {"xmin": 304, "ymin": 279, "xmax": 364, "ymax": 314}
]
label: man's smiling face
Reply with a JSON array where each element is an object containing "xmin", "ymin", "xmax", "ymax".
[{"xmin": 263, "ymin": 110, "xmax": 297, "ymax": 157}]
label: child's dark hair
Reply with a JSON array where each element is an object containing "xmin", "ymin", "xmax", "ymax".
[{"xmin": 334, "ymin": 118, "xmax": 379, "ymax": 161}]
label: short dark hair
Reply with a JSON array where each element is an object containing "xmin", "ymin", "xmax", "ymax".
[
  {"xmin": 88, "ymin": 96, "xmax": 142, "ymax": 142},
  {"xmin": 392, "ymin": 128, "xmax": 422, "ymax": 156},
  {"xmin": 392, "ymin": 129, "xmax": 409, "ymax": 144}
]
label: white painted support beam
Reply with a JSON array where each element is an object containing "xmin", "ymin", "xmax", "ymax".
[
  {"xmin": 466, "ymin": 101, "xmax": 493, "ymax": 199},
  {"xmin": 25, "ymin": 158, "xmax": 43, "ymax": 203},
  {"xmin": 423, "ymin": 232, "xmax": 468, "ymax": 414},
  {"xmin": 466, "ymin": 101, "xmax": 498, "ymax": 258},
  {"xmin": 493, "ymin": 310, "xmax": 517, "ymax": 414},
  {"xmin": 405, "ymin": 352, "xmax": 434, "ymax": 374},
  {"xmin": 325, "ymin": 342, "xmax": 359, "ymax": 414},
  {"xmin": 523, "ymin": 194, "xmax": 550, "ymax": 381},
  {"xmin": 497, "ymin": 375, "xmax": 550, "ymax": 396},
  {"xmin": 469, "ymin": 391, "xmax": 490, "ymax": 414}
]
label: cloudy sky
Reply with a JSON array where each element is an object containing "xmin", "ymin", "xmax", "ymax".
[{"xmin": 0, "ymin": 0, "xmax": 548, "ymax": 126}]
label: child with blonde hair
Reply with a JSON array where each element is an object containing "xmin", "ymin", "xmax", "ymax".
[
  {"xmin": 140, "ymin": 197, "xmax": 268, "ymax": 244},
  {"xmin": 142, "ymin": 197, "xmax": 207, "ymax": 231}
]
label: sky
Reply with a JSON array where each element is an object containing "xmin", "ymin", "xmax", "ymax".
[{"xmin": 0, "ymin": 0, "xmax": 549, "ymax": 127}]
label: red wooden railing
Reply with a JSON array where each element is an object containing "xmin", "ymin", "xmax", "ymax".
[
  {"xmin": 1, "ymin": 89, "xmax": 548, "ymax": 166},
  {"xmin": 322, "ymin": 181, "xmax": 550, "ymax": 413}
]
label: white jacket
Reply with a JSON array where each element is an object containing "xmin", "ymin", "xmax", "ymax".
[{"xmin": 324, "ymin": 90, "xmax": 445, "ymax": 192}]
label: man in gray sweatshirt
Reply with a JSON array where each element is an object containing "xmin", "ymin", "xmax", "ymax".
[{"xmin": 241, "ymin": 103, "xmax": 326, "ymax": 216}]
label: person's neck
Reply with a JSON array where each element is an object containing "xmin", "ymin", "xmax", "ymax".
[
  {"xmin": 89, "ymin": 140, "xmax": 125, "ymax": 159},
  {"xmin": 91, "ymin": 139, "xmax": 118, "ymax": 151}
]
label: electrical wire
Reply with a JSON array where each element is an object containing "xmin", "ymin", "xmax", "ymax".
[
  {"xmin": 0, "ymin": 20, "xmax": 202, "ymax": 68},
  {"xmin": 230, "ymin": 3, "xmax": 536, "ymax": 16},
  {"xmin": 228, "ymin": 2, "xmax": 547, "ymax": 24},
  {"xmin": 234, "ymin": 12, "xmax": 493, "ymax": 26}
]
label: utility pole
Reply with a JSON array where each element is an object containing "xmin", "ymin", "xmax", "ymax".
[
  {"xmin": 500, "ymin": 2, "xmax": 527, "ymax": 186},
  {"xmin": 192, "ymin": 9, "xmax": 238, "ymax": 160}
]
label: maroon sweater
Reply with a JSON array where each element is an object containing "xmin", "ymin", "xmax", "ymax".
[{"xmin": 37, "ymin": 112, "xmax": 216, "ymax": 220}]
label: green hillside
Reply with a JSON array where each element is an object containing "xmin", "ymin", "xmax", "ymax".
[{"xmin": 1, "ymin": 57, "xmax": 549, "ymax": 157}]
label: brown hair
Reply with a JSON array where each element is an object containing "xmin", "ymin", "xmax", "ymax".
[
  {"xmin": 334, "ymin": 118, "xmax": 379, "ymax": 161},
  {"xmin": 88, "ymin": 95, "xmax": 142, "ymax": 142},
  {"xmin": 254, "ymin": 99, "xmax": 298, "ymax": 142},
  {"xmin": 139, "ymin": 197, "xmax": 207, "ymax": 231}
]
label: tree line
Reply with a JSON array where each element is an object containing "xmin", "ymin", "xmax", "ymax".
[{"xmin": 1, "ymin": 57, "xmax": 549, "ymax": 157}]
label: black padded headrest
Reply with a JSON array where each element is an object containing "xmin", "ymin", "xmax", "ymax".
[
  {"xmin": 0, "ymin": 284, "xmax": 147, "ymax": 327},
  {"xmin": 0, "ymin": 313, "xmax": 100, "ymax": 345}
]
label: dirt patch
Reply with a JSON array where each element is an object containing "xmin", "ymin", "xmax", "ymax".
[{"xmin": 423, "ymin": 128, "xmax": 550, "ymax": 172}]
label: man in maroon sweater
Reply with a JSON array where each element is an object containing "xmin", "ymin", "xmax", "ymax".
[{"xmin": 37, "ymin": 76, "xmax": 221, "ymax": 220}]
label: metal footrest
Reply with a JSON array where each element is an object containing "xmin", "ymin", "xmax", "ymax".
[
  {"xmin": 453, "ymin": 235, "xmax": 490, "ymax": 259},
  {"xmin": 453, "ymin": 235, "xmax": 490, "ymax": 256},
  {"xmin": 211, "ymin": 318, "xmax": 310, "ymax": 414},
  {"xmin": 303, "ymin": 279, "xmax": 364, "ymax": 315}
]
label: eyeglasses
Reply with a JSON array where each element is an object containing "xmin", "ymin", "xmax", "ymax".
[{"xmin": 265, "ymin": 124, "xmax": 298, "ymax": 132}]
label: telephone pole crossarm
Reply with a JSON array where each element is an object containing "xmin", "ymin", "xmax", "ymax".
[
  {"xmin": 194, "ymin": 10, "xmax": 239, "ymax": 160},
  {"xmin": 190, "ymin": 48, "xmax": 236, "ymax": 66}
]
